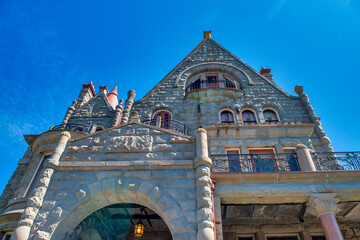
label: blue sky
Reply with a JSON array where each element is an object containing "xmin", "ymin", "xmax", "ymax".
[{"xmin": 0, "ymin": 0, "xmax": 359, "ymax": 191}]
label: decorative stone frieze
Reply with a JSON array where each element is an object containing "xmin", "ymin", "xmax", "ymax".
[{"xmin": 106, "ymin": 135, "xmax": 153, "ymax": 153}]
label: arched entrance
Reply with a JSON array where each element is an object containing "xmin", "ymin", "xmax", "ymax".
[
  {"xmin": 48, "ymin": 178, "xmax": 193, "ymax": 240},
  {"xmin": 66, "ymin": 203, "xmax": 172, "ymax": 240}
]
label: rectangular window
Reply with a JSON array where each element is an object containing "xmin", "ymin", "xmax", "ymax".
[
  {"xmin": 267, "ymin": 237, "xmax": 297, "ymax": 240},
  {"xmin": 311, "ymin": 236, "xmax": 326, "ymax": 240},
  {"xmin": 283, "ymin": 148, "xmax": 300, "ymax": 171},
  {"xmin": 227, "ymin": 150, "xmax": 240, "ymax": 172},
  {"xmin": 249, "ymin": 149, "xmax": 278, "ymax": 172},
  {"xmin": 238, "ymin": 237, "xmax": 254, "ymax": 240}
]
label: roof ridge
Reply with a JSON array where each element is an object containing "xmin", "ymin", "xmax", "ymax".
[
  {"xmin": 207, "ymin": 38, "xmax": 297, "ymax": 98},
  {"xmin": 135, "ymin": 38, "xmax": 208, "ymax": 103}
]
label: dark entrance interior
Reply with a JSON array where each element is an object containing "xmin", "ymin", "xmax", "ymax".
[{"xmin": 66, "ymin": 203, "xmax": 172, "ymax": 240}]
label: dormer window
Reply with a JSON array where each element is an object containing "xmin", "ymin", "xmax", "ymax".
[
  {"xmin": 206, "ymin": 75, "xmax": 219, "ymax": 88},
  {"xmin": 185, "ymin": 73, "xmax": 241, "ymax": 93},
  {"xmin": 220, "ymin": 110, "xmax": 235, "ymax": 123},
  {"xmin": 153, "ymin": 111, "xmax": 171, "ymax": 129},
  {"xmin": 264, "ymin": 109, "xmax": 279, "ymax": 123},
  {"xmin": 242, "ymin": 110, "xmax": 257, "ymax": 123}
]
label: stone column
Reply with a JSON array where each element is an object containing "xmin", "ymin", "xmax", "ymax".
[
  {"xmin": 295, "ymin": 85, "xmax": 334, "ymax": 152},
  {"xmin": 121, "ymin": 90, "xmax": 136, "ymax": 124},
  {"xmin": 112, "ymin": 99, "xmax": 124, "ymax": 126},
  {"xmin": 61, "ymin": 101, "xmax": 76, "ymax": 129},
  {"xmin": 195, "ymin": 128, "xmax": 214, "ymax": 240},
  {"xmin": 296, "ymin": 144, "xmax": 317, "ymax": 171},
  {"xmin": 307, "ymin": 194, "xmax": 343, "ymax": 240},
  {"xmin": 12, "ymin": 132, "xmax": 71, "ymax": 240}
]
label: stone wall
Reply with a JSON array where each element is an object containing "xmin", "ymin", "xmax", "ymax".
[
  {"xmin": 131, "ymin": 38, "xmax": 327, "ymax": 152},
  {"xmin": 29, "ymin": 170, "xmax": 197, "ymax": 240}
]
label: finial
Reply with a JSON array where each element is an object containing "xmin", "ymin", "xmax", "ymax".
[
  {"xmin": 294, "ymin": 85, "xmax": 304, "ymax": 96},
  {"xmin": 203, "ymin": 31, "xmax": 212, "ymax": 39}
]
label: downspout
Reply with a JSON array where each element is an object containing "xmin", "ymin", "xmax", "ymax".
[{"xmin": 211, "ymin": 180, "xmax": 217, "ymax": 240}]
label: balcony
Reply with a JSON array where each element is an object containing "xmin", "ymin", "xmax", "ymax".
[
  {"xmin": 142, "ymin": 119, "xmax": 187, "ymax": 135},
  {"xmin": 186, "ymin": 79, "xmax": 242, "ymax": 92},
  {"xmin": 211, "ymin": 152, "xmax": 360, "ymax": 173},
  {"xmin": 49, "ymin": 123, "xmax": 91, "ymax": 134},
  {"xmin": 311, "ymin": 152, "xmax": 360, "ymax": 171},
  {"xmin": 211, "ymin": 153, "xmax": 300, "ymax": 173},
  {"xmin": 185, "ymin": 79, "xmax": 243, "ymax": 100}
]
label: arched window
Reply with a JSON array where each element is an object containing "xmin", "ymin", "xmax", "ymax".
[
  {"xmin": 95, "ymin": 125, "xmax": 104, "ymax": 132},
  {"xmin": 263, "ymin": 109, "xmax": 278, "ymax": 123},
  {"xmin": 193, "ymin": 79, "xmax": 201, "ymax": 90},
  {"xmin": 242, "ymin": 110, "xmax": 257, "ymax": 123},
  {"xmin": 153, "ymin": 111, "xmax": 171, "ymax": 129},
  {"xmin": 220, "ymin": 110, "xmax": 235, "ymax": 123}
]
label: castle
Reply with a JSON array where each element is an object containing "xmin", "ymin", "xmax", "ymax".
[{"xmin": 0, "ymin": 31, "xmax": 359, "ymax": 240}]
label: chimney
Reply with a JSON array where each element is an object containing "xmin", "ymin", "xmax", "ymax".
[
  {"xmin": 76, "ymin": 82, "xmax": 96, "ymax": 108},
  {"xmin": 82, "ymin": 82, "xmax": 96, "ymax": 96},
  {"xmin": 107, "ymin": 86, "xmax": 119, "ymax": 110},
  {"xmin": 260, "ymin": 67, "xmax": 274, "ymax": 82},
  {"xmin": 203, "ymin": 31, "xmax": 212, "ymax": 39}
]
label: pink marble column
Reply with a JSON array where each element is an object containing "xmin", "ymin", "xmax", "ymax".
[
  {"xmin": 319, "ymin": 213, "xmax": 343, "ymax": 240},
  {"xmin": 307, "ymin": 194, "xmax": 343, "ymax": 240}
]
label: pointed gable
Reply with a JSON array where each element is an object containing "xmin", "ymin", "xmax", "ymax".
[
  {"xmin": 71, "ymin": 91, "xmax": 115, "ymax": 118},
  {"xmin": 137, "ymin": 32, "xmax": 294, "ymax": 104},
  {"xmin": 189, "ymin": 38, "xmax": 237, "ymax": 62}
]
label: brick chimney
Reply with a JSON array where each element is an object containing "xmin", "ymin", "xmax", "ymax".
[
  {"xmin": 82, "ymin": 82, "xmax": 96, "ymax": 96},
  {"xmin": 260, "ymin": 67, "xmax": 274, "ymax": 82},
  {"xmin": 76, "ymin": 82, "xmax": 96, "ymax": 108},
  {"xmin": 203, "ymin": 31, "xmax": 212, "ymax": 39}
]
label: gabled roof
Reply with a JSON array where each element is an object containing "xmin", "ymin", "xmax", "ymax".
[
  {"xmin": 136, "ymin": 35, "xmax": 297, "ymax": 103},
  {"xmin": 71, "ymin": 91, "xmax": 115, "ymax": 117}
]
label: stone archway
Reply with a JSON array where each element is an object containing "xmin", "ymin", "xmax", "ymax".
[
  {"xmin": 67, "ymin": 203, "xmax": 172, "ymax": 239},
  {"xmin": 174, "ymin": 62, "xmax": 254, "ymax": 88},
  {"xmin": 42, "ymin": 178, "xmax": 193, "ymax": 240}
]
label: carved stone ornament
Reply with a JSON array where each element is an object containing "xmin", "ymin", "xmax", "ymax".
[
  {"xmin": 307, "ymin": 194, "xmax": 339, "ymax": 217},
  {"xmin": 106, "ymin": 135, "xmax": 153, "ymax": 153}
]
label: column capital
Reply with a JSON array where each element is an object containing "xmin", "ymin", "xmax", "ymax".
[{"xmin": 307, "ymin": 194, "xmax": 339, "ymax": 217}]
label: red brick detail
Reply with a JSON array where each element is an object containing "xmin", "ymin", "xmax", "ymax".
[
  {"xmin": 260, "ymin": 67, "xmax": 271, "ymax": 75},
  {"xmin": 82, "ymin": 82, "xmax": 96, "ymax": 96},
  {"xmin": 107, "ymin": 86, "xmax": 119, "ymax": 110}
]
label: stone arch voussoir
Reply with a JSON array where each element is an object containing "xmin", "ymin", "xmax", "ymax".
[
  {"xmin": 174, "ymin": 62, "xmax": 254, "ymax": 88},
  {"xmin": 50, "ymin": 177, "xmax": 191, "ymax": 239}
]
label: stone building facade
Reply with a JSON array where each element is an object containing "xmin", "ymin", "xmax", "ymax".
[{"xmin": 0, "ymin": 31, "xmax": 360, "ymax": 240}]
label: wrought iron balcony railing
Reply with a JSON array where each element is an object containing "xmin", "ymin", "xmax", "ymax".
[
  {"xmin": 49, "ymin": 123, "xmax": 91, "ymax": 134},
  {"xmin": 186, "ymin": 79, "xmax": 242, "ymax": 93},
  {"xmin": 211, "ymin": 153, "xmax": 300, "ymax": 173},
  {"xmin": 142, "ymin": 119, "xmax": 187, "ymax": 135},
  {"xmin": 311, "ymin": 152, "xmax": 360, "ymax": 171}
]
